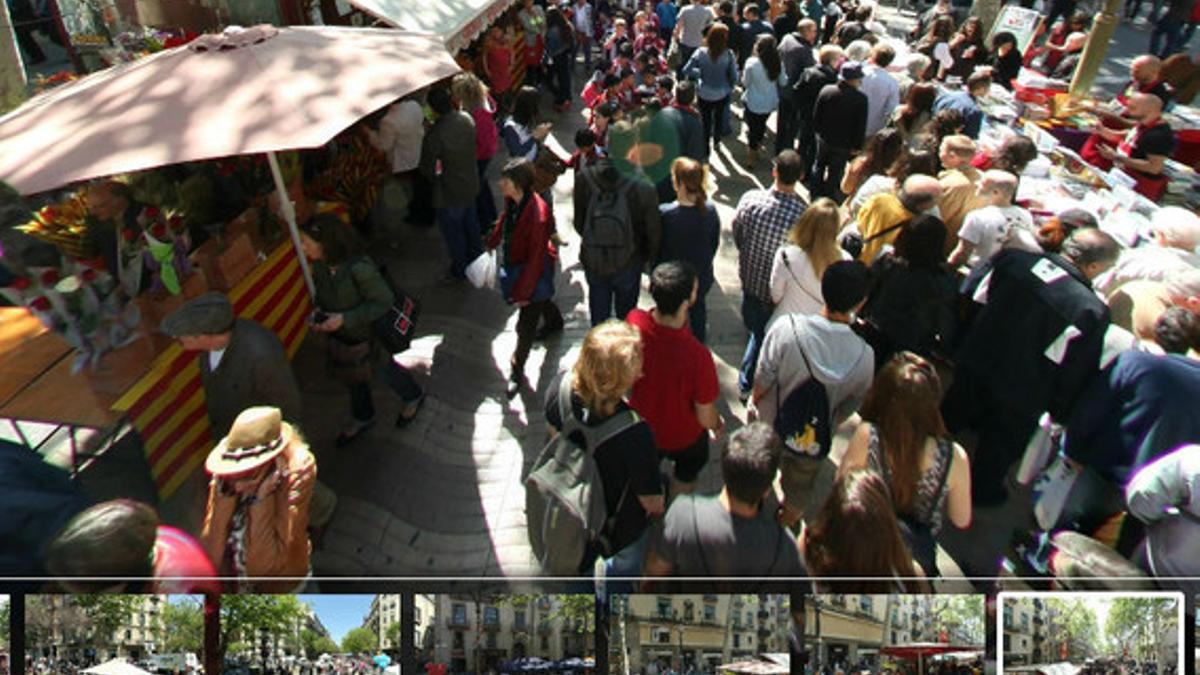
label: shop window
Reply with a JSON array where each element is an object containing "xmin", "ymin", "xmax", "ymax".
[
  {"xmin": 653, "ymin": 628, "xmax": 671, "ymax": 644},
  {"xmin": 704, "ymin": 605, "xmax": 715, "ymax": 622}
]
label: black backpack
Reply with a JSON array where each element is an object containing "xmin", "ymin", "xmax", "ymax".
[
  {"xmin": 579, "ymin": 169, "xmax": 637, "ymax": 277},
  {"xmin": 774, "ymin": 315, "xmax": 833, "ymax": 458}
]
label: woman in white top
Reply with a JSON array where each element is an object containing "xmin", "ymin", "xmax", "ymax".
[
  {"xmin": 769, "ymin": 197, "xmax": 848, "ymax": 321},
  {"xmin": 916, "ymin": 15, "xmax": 955, "ymax": 80}
]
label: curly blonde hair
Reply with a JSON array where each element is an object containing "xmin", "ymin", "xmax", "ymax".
[{"xmin": 572, "ymin": 321, "xmax": 643, "ymax": 418}]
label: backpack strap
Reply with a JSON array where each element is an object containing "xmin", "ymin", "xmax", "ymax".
[
  {"xmin": 778, "ymin": 250, "xmax": 823, "ymax": 306},
  {"xmin": 862, "ymin": 217, "xmax": 908, "ymax": 244},
  {"xmin": 557, "ymin": 371, "xmax": 585, "ymax": 439},
  {"xmin": 775, "ymin": 314, "xmax": 819, "ymax": 422}
]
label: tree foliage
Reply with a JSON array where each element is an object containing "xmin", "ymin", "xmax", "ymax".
[
  {"xmin": 301, "ymin": 629, "xmax": 339, "ymax": 658},
  {"xmin": 0, "ymin": 598, "xmax": 9, "ymax": 648},
  {"xmin": 341, "ymin": 627, "xmax": 379, "ymax": 654},
  {"xmin": 1106, "ymin": 597, "xmax": 1176, "ymax": 659},
  {"xmin": 219, "ymin": 596, "xmax": 308, "ymax": 659},
  {"xmin": 163, "ymin": 598, "xmax": 204, "ymax": 654},
  {"xmin": 497, "ymin": 595, "xmax": 595, "ymax": 634},
  {"xmin": 385, "ymin": 621, "xmax": 403, "ymax": 646},
  {"xmin": 74, "ymin": 595, "xmax": 140, "ymax": 649},
  {"xmin": 931, "ymin": 596, "xmax": 986, "ymax": 645}
]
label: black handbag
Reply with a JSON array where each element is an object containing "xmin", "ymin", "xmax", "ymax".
[{"xmin": 371, "ymin": 263, "xmax": 420, "ymax": 354}]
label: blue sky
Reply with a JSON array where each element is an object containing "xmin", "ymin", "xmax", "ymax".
[{"xmin": 297, "ymin": 595, "xmax": 375, "ymax": 644}]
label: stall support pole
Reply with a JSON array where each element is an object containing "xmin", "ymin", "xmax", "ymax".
[
  {"xmin": 1069, "ymin": 0, "xmax": 1122, "ymax": 98},
  {"xmin": 266, "ymin": 151, "xmax": 318, "ymax": 303}
]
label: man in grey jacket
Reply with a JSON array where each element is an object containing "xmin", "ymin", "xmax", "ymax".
[
  {"xmin": 1126, "ymin": 444, "xmax": 1200, "ymax": 595},
  {"xmin": 751, "ymin": 261, "xmax": 875, "ymax": 527},
  {"xmin": 419, "ymin": 87, "xmax": 482, "ymax": 282}
]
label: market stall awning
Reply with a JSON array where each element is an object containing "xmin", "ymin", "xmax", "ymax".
[
  {"xmin": 82, "ymin": 660, "xmax": 155, "ymax": 675},
  {"xmin": 0, "ymin": 25, "xmax": 460, "ymax": 196},
  {"xmin": 716, "ymin": 654, "xmax": 790, "ymax": 675},
  {"xmin": 881, "ymin": 644, "xmax": 983, "ymax": 660},
  {"xmin": 345, "ymin": 0, "xmax": 519, "ymax": 53}
]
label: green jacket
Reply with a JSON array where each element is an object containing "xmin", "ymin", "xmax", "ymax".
[{"xmin": 312, "ymin": 256, "xmax": 393, "ymax": 344}]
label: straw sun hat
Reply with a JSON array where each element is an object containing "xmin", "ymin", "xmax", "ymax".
[{"xmin": 205, "ymin": 406, "xmax": 293, "ymax": 478}]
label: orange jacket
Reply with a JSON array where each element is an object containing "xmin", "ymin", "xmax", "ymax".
[{"xmin": 201, "ymin": 443, "xmax": 316, "ymax": 592}]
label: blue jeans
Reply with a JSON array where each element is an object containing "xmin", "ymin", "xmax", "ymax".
[
  {"xmin": 738, "ymin": 294, "xmax": 774, "ymax": 394},
  {"xmin": 586, "ymin": 265, "xmax": 642, "ymax": 326},
  {"xmin": 601, "ymin": 528, "xmax": 650, "ymax": 595},
  {"xmin": 436, "ymin": 204, "xmax": 482, "ymax": 279},
  {"xmin": 688, "ymin": 277, "xmax": 713, "ymax": 344}
]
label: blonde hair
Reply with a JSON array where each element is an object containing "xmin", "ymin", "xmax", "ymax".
[
  {"xmin": 789, "ymin": 198, "xmax": 842, "ymax": 278},
  {"xmin": 671, "ymin": 157, "xmax": 707, "ymax": 210},
  {"xmin": 451, "ymin": 72, "xmax": 488, "ymax": 112},
  {"xmin": 572, "ymin": 321, "xmax": 643, "ymax": 418}
]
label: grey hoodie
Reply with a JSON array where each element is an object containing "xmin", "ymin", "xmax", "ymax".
[{"xmin": 754, "ymin": 313, "xmax": 874, "ymax": 427}]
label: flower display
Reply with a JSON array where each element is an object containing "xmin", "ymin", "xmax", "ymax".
[
  {"xmin": 0, "ymin": 261, "xmax": 140, "ymax": 373},
  {"xmin": 18, "ymin": 193, "xmax": 93, "ymax": 259}
]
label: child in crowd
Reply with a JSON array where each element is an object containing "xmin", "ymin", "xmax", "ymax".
[{"xmin": 568, "ymin": 128, "xmax": 606, "ymax": 173}]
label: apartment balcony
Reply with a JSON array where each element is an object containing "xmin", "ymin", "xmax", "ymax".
[
  {"xmin": 447, "ymin": 616, "xmax": 470, "ymax": 629},
  {"xmin": 483, "ymin": 621, "xmax": 501, "ymax": 633}
]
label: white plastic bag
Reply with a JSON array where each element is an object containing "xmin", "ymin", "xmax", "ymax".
[{"xmin": 465, "ymin": 250, "xmax": 498, "ymax": 290}]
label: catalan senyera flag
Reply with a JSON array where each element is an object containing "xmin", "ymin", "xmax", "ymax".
[{"xmin": 113, "ymin": 243, "xmax": 311, "ymax": 500}]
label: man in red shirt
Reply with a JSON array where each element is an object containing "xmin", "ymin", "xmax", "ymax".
[{"xmin": 628, "ymin": 261, "xmax": 726, "ymax": 496}]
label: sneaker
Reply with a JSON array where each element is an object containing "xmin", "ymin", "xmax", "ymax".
[
  {"xmin": 395, "ymin": 394, "xmax": 426, "ymax": 429},
  {"xmin": 506, "ymin": 373, "xmax": 525, "ymax": 400}
]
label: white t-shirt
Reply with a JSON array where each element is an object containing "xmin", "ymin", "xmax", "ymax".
[
  {"xmin": 677, "ymin": 4, "xmax": 713, "ymax": 48},
  {"xmin": 933, "ymin": 42, "xmax": 953, "ymax": 72},
  {"xmin": 959, "ymin": 204, "xmax": 1034, "ymax": 267},
  {"xmin": 769, "ymin": 244, "xmax": 851, "ymax": 321}
]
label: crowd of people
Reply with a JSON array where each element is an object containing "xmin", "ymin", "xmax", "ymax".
[{"xmin": 8, "ymin": 0, "xmax": 1200, "ymax": 595}]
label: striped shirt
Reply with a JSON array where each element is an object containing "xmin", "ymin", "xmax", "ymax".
[{"xmin": 733, "ymin": 188, "xmax": 807, "ymax": 302}]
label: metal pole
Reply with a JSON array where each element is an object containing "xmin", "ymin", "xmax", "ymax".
[
  {"xmin": 265, "ymin": 151, "xmax": 318, "ymax": 303},
  {"xmin": 1068, "ymin": 0, "xmax": 1123, "ymax": 98}
]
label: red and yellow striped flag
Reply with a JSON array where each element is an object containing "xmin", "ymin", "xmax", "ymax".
[{"xmin": 113, "ymin": 243, "xmax": 312, "ymax": 499}]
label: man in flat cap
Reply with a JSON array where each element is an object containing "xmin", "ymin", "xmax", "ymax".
[{"xmin": 161, "ymin": 292, "xmax": 302, "ymax": 439}]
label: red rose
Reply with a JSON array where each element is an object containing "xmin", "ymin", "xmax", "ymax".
[
  {"xmin": 168, "ymin": 214, "xmax": 184, "ymax": 230},
  {"xmin": 150, "ymin": 223, "xmax": 168, "ymax": 239},
  {"xmin": 29, "ymin": 296, "xmax": 52, "ymax": 311},
  {"xmin": 10, "ymin": 276, "xmax": 31, "ymax": 291},
  {"xmin": 42, "ymin": 207, "xmax": 59, "ymax": 221},
  {"xmin": 40, "ymin": 269, "xmax": 60, "ymax": 285},
  {"xmin": 144, "ymin": 206, "xmax": 161, "ymax": 220},
  {"xmin": 121, "ymin": 227, "xmax": 136, "ymax": 242},
  {"xmin": 80, "ymin": 268, "xmax": 98, "ymax": 283}
]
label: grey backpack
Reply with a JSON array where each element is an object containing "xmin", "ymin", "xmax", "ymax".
[
  {"xmin": 525, "ymin": 372, "xmax": 640, "ymax": 575},
  {"xmin": 579, "ymin": 170, "xmax": 637, "ymax": 277}
]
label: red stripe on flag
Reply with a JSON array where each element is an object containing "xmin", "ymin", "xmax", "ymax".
[
  {"xmin": 231, "ymin": 251, "xmax": 294, "ymax": 314},
  {"xmin": 280, "ymin": 291, "xmax": 312, "ymax": 349},
  {"xmin": 146, "ymin": 398, "xmax": 210, "ymax": 467},
  {"xmin": 154, "ymin": 432, "xmax": 213, "ymax": 491},
  {"xmin": 247, "ymin": 262, "xmax": 301, "ymax": 326},
  {"xmin": 124, "ymin": 353, "xmax": 196, "ymax": 417},
  {"xmin": 139, "ymin": 377, "xmax": 203, "ymax": 446}
]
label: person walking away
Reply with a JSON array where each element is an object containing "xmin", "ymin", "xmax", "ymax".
[
  {"xmin": 659, "ymin": 80, "xmax": 708, "ymax": 164},
  {"xmin": 627, "ymin": 262, "xmax": 725, "ymax": 497},
  {"xmin": 363, "ymin": 96, "xmax": 431, "ymax": 227},
  {"xmin": 452, "ymin": 74, "xmax": 500, "ymax": 233},
  {"xmin": 683, "ymin": 23, "xmax": 739, "ymax": 156},
  {"xmin": 302, "ymin": 215, "xmax": 425, "ymax": 445},
  {"xmin": 944, "ymin": 228, "xmax": 1119, "ymax": 509},
  {"xmin": 860, "ymin": 43, "xmax": 900, "ymax": 140},
  {"xmin": 839, "ymin": 351, "xmax": 973, "ymax": 575},
  {"xmin": 793, "ymin": 45, "xmax": 843, "ymax": 184},
  {"xmin": 732, "ymin": 149, "xmax": 808, "ymax": 400},
  {"xmin": 801, "ymin": 469, "xmax": 927, "ymax": 591},
  {"xmin": 574, "ymin": 0, "xmax": 596, "ymax": 72},
  {"xmin": 573, "ymin": 125, "xmax": 662, "ymax": 325},
  {"xmin": 675, "ymin": 0, "xmax": 714, "ymax": 74},
  {"xmin": 200, "ymin": 406, "xmax": 316, "ymax": 592},
  {"xmin": 859, "ymin": 215, "xmax": 958, "ymax": 367},
  {"xmin": 656, "ymin": 0, "xmax": 679, "ymax": 42},
  {"xmin": 419, "ymin": 87, "xmax": 482, "ymax": 282},
  {"xmin": 546, "ymin": 7, "xmax": 577, "ymax": 113},
  {"xmin": 776, "ymin": 19, "xmax": 818, "ymax": 155},
  {"xmin": 486, "ymin": 159, "xmax": 566, "ymax": 399},
  {"xmin": 810, "ymin": 61, "xmax": 868, "ymax": 201},
  {"xmin": 544, "ymin": 321, "xmax": 666, "ymax": 578},
  {"xmin": 658, "ymin": 158, "xmax": 721, "ymax": 342},
  {"xmin": 740, "ymin": 4, "xmax": 775, "ymax": 69},
  {"xmin": 768, "ymin": 197, "xmax": 847, "ymax": 321},
  {"xmin": 741, "ymin": 34, "xmax": 787, "ymax": 168},
  {"xmin": 751, "ymin": 260, "xmax": 875, "ymax": 527},
  {"xmin": 1151, "ymin": 0, "xmax": 1193, "ymax": 56},
  {"xmin": 641, "ymin": 423, "xmax": 806, "ymax": 583},
  {"xmin": 518, "ymin": 0, "xmax": 548, "ymax": 87}
]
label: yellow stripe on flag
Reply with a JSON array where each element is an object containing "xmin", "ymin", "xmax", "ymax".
[
  {"xmin": 260, "ymin": 269, "xmax": 305, "ymax": 329},
  {"xmin": 160, "ymin": 450, "xmax": 209, "ymax": 501},
  {"xmin": 112, "ymin": 344, "xmax": 187, "ymax": 411},
  {"xmin": 149, "ymin": 415, "xmax": 210, "ymax": 484},
  {"xmin": 127, "ymin": 361, "xmax": 202, "ymax": 430}
]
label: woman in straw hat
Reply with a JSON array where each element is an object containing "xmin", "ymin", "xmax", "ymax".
[{"xmin": 201, "ymin": 406, "xmax": 315, "ymax": 592}]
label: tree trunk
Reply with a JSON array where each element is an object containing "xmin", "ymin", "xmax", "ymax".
[
  {"xmin": 881, "ymin": 596, "xmax": 894, "ymax": 651},
  {"xmin": 721, "ymin": 599, "xmax": 735, "ymax": 665},
  {"xmin": 205, "ymin": 595, "xmax": 221, "ymax": 675},
  {"xmin": 619, "ymin": 599, "xmax": 630, "ymax": 675}
]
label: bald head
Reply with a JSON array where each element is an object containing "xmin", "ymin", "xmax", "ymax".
[
  {"xmin": 979, "ymin": 170, "xmax": 1019, "ymax": 205},
  {"xmin": 1151, "ymin": 206, "xmax": 1200, "ymax": 250},
  {"xmin": 899, "ymin": 175, "xmax": 942, "ymax": 215},
  {"xmin": 1126, "ymin": 92, "xmax": 1164, "ymax": 121},
  {"xmin": 1064, "ymin": 31, "xmax": 1088, "ymax": 52},
  {"xmin": 1061, "ymin": 228, "xmax": 1120, "ymax": 280},
  {"xmin": 1131, "ymin": 55, "xmax": 1162, "ymax": 85}
]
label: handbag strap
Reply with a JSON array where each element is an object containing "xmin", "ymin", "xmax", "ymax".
[{"xmin": 779, "ymin": 249, "xmax": 824, "ymax": 306}]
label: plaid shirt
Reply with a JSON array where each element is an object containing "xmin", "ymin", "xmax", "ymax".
[{"xmin": 733, "ymin": 188, "xmax": 807, "ymax": 302}]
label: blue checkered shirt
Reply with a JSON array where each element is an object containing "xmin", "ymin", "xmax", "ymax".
[{"xmin": 732, "ymin": 188, "xmax": 808, "ymax": 302}]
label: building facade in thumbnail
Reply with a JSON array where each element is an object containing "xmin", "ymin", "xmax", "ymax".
[{"xmin": 26, "ymin": 596, "xmax": 165, "ymax": 663}]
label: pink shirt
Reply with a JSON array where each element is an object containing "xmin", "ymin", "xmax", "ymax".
[
  {"xmin": 485, "ymin": 44, "xmax": 514, "ymax": 93},
  {"xmin": 472, "ymin": 103, "xmax": 498, "ymax": 160}
]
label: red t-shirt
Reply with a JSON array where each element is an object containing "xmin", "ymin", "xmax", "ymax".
[
  {"xmin": 485, "ymin": 44, "xmax": 514, "ymax": 94},
  {"xmin": 626, "ymin": 309, "xmax": 720, "ymax": 452}
]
